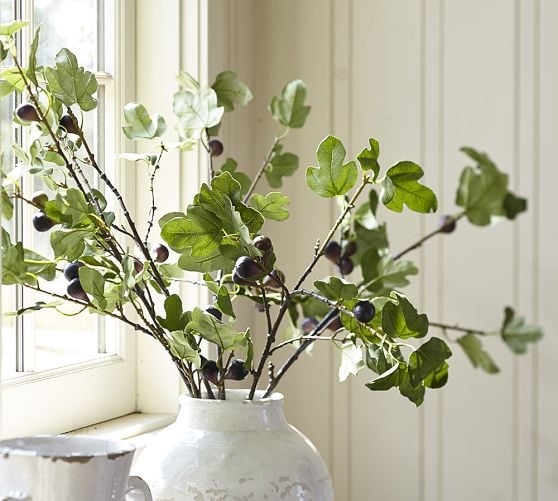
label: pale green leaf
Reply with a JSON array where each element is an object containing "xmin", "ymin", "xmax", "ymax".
[
  {"xmin": 500, "ymin": 307, "xmax": 543, "ymax": 354},
  {"xmin": 265, "ymin": 151, "xmax": 298, "ymax": 188},
  {"xmin": 457, "ymin": 333, "xmax": 500, "ymax": 374},
  {"xmin": 78, "ymin": 267, "xmax": 105, "ymax": 309},
  {"xmin": 187, "ymin": 307, "xmax": 237, "ymax": 349},
  {"xmin": 211, "ymin": 70, "xmax": 253, "ymax": 111},
  {"xmin": 339, "ymin": 342, "xmax": 364, "ymax": 382},
  {"xmin": 173, "ymin": 86, "xmax": 224, "ymax": 138},
  {"xmin": 314, "ymin": 276, "xmax": 358, "ymax": 301},
  {"xmin": 0, "ymin": 20, "xmax": 29, "ymax": 36},
  {"xmin": 249, "ymin": 192, "xmax": 290, "ymax": 221},
  {"xmin": 357, "ymin": 138, "xmax": 380, "ymax": 180},
  {"xmin": 381, "ymin": 161, "xmax": 437, "ymax": 213},
  {"xmin": 306, "ymin": 135, "xmax": 358, "ymax": 198},
  {"xmin": 269, "ymin": 79, "xmax": 310, "ymax": 128},
  {"xmin": 27, "ymin": 26, "xmax": 40, "ymax": 86},
  {"xmin": 381, "ymin": 294, "xmax": 428, "ymax": 339},
  {"xmin": 44, "ymin": 49, "xmax": 98, "ymax": 111},
  {"xmin": 122, "ymin": 102, "xmax": 166, "ymax": 140}
]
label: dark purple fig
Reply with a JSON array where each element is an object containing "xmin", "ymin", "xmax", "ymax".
[
  {"xmin": 133, "ymin": 258, "xmax": 144, "ymax": 274},
  {"xmin": 439, "ymin": 215, "xmax": 457, "ymax": 233},
  {"xmin": 31, "ymin": 191, "xmax": 48, "ymax": 208},
  {"xmin": 63, "ymin": 262, "xmax": 83, "ymax": 281},
  {"xmin": 205, "ymin": 306, "xmax": 223, "ymax": 321},
  {"xmin": 60, "ymin": 114, "xmax": 79, "ymax": 134},
  {"xmin": 342, "ymin": 240, "xmax": 358, "ymax": 257},
  {"xmin": 226, "ymin": 360, "xmax": 249, "ymax": 381},
  {"xmin": 151, "ymin": 244, "xmax": 169, "ymax": 263},
  {"xmin": 233, "ymin": 272, "xmax": 253, "ymax": 286},
  {"xmin": 16, "ymin": 103, "xmax": 40, "ymax": 122},
  {"xmin": 208, "ymin": 139, "xmax": 224, "ymax": 157},
  {"xmin": 338, "ymin": 256, "xmax": 354, "ymax": 275},
  {"xmin": 323, "ymin": 241, "xmax": 342, "ymax": 263},
  {"xmin": 253, "ymin": 235, "xmax": 273, "ymax": 254},
  {"xmin": 32, "ymin": 211, "xmax": 55, "ymax": 232},
  {"xmin": 353, "ymin": 300, "xmax": 375, "ymax": 323},
  {"xmin": 233, "ymin": 256, "xmax": 261, "ymax": 281},
  {"xmin": 67, "ymin": 278, "xmax": 88, "ymax": 302},
  {"xmin": 201, "ymin": 360, "xmax": 219, "ymax": 385}
]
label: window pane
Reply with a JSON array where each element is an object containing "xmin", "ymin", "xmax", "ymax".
[
  {"xmin": 29, "ymin": 93, "xmax": 109, "ymax": 373},
  {"xmin": 1, "ymin": 0, "xmax": 113, "ymax": 379},
  {"xmin": 34, "ymin": 0, "xmax": 100, "ymax": 71}
]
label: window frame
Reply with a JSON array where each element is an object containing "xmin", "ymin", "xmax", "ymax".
[{"xmin": 1, "ymin": 0, "xmax": 138, "ymax": 437}]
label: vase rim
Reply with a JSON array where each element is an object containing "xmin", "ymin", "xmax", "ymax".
[{"xmin": 179, "ymin": 389, "xmax": 284, "ymax": 407}]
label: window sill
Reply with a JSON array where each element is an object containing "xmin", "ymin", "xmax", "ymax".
[{"xmin": 67, "ymin": 412, "xmax": 175, "ymax": 455}]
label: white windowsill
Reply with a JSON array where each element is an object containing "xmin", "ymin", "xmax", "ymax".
[{"xmin": 66, "ymin": 413, "xmax": 176, "ymax": 453}]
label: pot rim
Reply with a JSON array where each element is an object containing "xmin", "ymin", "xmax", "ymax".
[
  {"xmin": 179, "ymin": 389, "xmax": 284, "ymax": 407},
  {"xmin": 0, "ymin": 435, "xmax": 135, "ymax": 460}
]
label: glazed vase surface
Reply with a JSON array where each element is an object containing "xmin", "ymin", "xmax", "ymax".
[{"xmin": 133, "ymin": 390, "xmax": 333, "ymax": 500}]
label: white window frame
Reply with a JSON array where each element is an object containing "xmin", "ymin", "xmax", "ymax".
[
  {"xmin": 1, "ymin": 0, "xmax": 211, "ymax": 438},
  {"xmin": 1, "ymin": 0, "xmax": 138, "ymax": 438}
]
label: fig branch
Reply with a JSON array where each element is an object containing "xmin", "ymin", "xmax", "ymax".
[
  {"xmin": 144, "ymin": 144, "xmax": 166, "ymax": 246},
  {"xmin": 393, "ymin": 211, "xmax": 465, "ymax": 262},
  {"xmin": 429, "ymin": 321, "xmax": 489, "ymax": 336},
  {"xmin": 293, "ymin": 176, "xmax": 371, "ymax": 290},
  {"xmin": 243, "ymin": 131, "xmax": 286, "ymax": 203},
  {"xmin": 263, "ymin": 308, "xmax": 339, "ymax": 397},
  {"xmin": 23, "ymin": 282, "xmax": 154, "ymax": 337}
]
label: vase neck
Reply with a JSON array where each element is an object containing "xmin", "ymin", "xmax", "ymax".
[{"xmin": 175, "ymin": 391, "xmax": 288, "ymax": 432}]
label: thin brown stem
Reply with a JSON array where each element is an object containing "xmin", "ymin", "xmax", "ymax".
[
  {"xmin": 293, "ymin": 177, "xmax": 370, "ymax": 290},
  {"xmin": 270, "ymin": 332, "xmax": 343, "ymax": 354},
  {"xmin": 144, "ymin": 145, "xmax": 166, "ymax": 246},
  {"xmin": 243, "ymin": 135, "xmax": 283, "ymax": 203},
  {"xmin": 393, "ymin": 211, "xmax": 465, "ymax": 262},
  {"xmin": 263, "ymin": 308, "xmax": 339, "ymax": 398},
  {"xmin": 429, "ymin": 321, "xmax": 488, "ymax": 336},
  {"xmin": 24, "ymin": 283, "xmax": 153, "ymax": 337}
]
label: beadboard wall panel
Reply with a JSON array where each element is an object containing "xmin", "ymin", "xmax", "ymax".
[{"xmin": 208, "ymin": 1, "xmax": 557, "ymax": 499}]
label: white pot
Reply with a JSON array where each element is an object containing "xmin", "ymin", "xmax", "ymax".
[
  {"xmin": 0, "ymin": 436, "xmax": 151, "ymax": 501},
  {"xmin": 133, "ymin": 390, "xmax": 333, "ymax": 500}
]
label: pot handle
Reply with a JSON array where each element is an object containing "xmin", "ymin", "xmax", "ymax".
[{"xmin": 125, "ymin": 475, "xmax": 152, "ymax": 501}]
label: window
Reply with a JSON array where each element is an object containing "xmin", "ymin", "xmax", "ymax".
[{"xmin": 1, "ymin": 0, "xmax": 136, "ymax": 437}]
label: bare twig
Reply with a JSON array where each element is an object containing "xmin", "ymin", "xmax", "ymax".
[
  {"xmin": 144, "ymin": 145, "xmax": 166, "ymax": 246},
  {"xmin": 243, "ymin": 134, "xmax": 283, "ymax": 203},
  {"xmin": 429, "ymin": 321, "xmax": 488, "ymax": 336},
  {"xmin": 393, "ymin": 212, "xmax": 465, "ymax": 261}
]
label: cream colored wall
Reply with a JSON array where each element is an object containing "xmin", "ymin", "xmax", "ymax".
[{"xmin": 208, "ymin": 1, "xmax": 558, "ymax": 500}]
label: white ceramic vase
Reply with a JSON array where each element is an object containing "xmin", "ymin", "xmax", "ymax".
[{"xmin": 133, "ymin": 390, "xmax": 333, "ymax": 500}]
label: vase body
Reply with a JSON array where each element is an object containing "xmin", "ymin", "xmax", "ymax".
[{"xmin": 133, "ymin": 390, "xmax": 333, "ymax": 500}]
